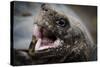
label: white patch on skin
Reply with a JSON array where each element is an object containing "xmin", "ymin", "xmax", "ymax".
[
  {"xmin": 74, "ymin": 41, "xmax": 78, "ymax": 44},
  {"xmin": 48, "ymin": 25, "xmax": 52, "ymax": 28},
  {"xmin": 54, "ymin": 38, "xmax": 62, "ymax": 47},
  {"xmin": 45, "ymin": 22, "xmax": 49, "ymax": 25}
]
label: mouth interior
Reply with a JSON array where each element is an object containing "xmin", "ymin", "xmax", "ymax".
[
  {"xmin": 35, "ymin": 35, "xmax": 62, "ymax": 51},
  {"xmin": 33, "ymin": 25, "xmax": 61, "ymax": 51}
]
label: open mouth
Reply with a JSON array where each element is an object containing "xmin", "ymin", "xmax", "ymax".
[{"xmin": 33, "ymin": 24, "xmax": 62, "ymax": 51}]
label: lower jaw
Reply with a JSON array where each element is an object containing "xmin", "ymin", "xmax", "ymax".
[{"xmin": 32, "ymin": 45, "xmax": 68, "ymax": 60}]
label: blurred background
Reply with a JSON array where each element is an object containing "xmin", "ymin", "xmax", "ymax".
[{"xmin": 13, "ymin": 1, "xmax": 97, "ymax": 49}]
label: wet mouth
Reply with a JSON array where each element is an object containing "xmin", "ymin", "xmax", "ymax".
[{"xmin": 33, "ymin": 24, "xmax": 62, "ymax": 51}]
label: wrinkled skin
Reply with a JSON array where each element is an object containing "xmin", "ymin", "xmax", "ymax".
[{"xmin": 13, "ymin": 4, "xmax": 94, "ymax": 65}]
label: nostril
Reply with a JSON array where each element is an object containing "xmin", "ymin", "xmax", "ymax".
[
  {"xmin": 41, "ymin": 3, "xmax": 46, "ymax": 8},
  {"xmin": 41, "ymin": 3, "xmax": 48, "ymax": 11}
]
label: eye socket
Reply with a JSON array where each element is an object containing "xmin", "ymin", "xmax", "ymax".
[{"xmin": 56, "ymin": 19, "xmax": 66, "ymax": 27}]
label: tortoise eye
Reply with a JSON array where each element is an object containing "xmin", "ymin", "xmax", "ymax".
[{"xmin": 56, "ymin": 19, "xmax": 66, "ymax": 27}]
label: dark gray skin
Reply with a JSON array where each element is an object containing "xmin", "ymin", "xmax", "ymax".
[
  {"xmin": 13, "ymin": 4, "xmax": 94, "ymax": 65},
  {"xmin": 28, "ymin": 4, "xmax": 92, "ymax": 64}
]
